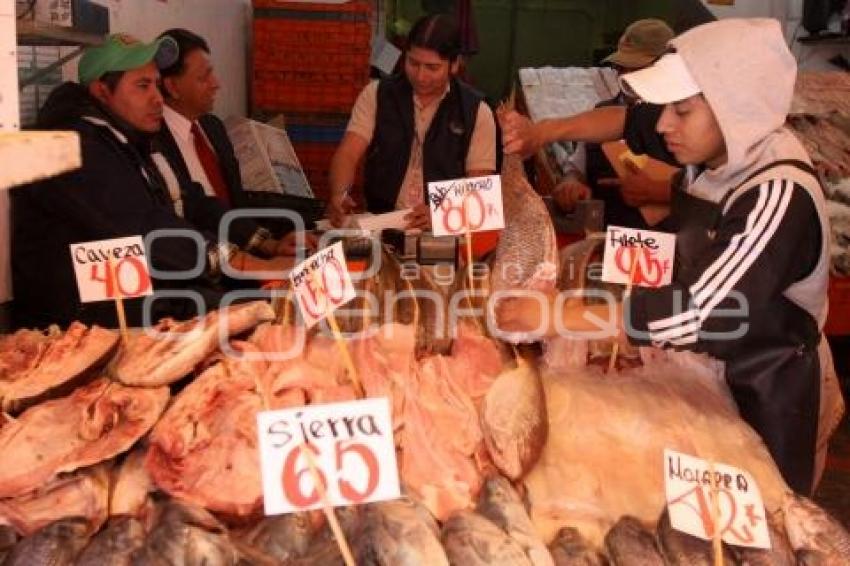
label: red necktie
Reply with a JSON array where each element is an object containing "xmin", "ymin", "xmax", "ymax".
[{"xmin": 191, "ymin": 122, "xmax": 231, "ymax": 207}]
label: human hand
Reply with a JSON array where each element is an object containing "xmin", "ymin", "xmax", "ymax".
[
  {"xmin": 552, "ymin": 177, "xmax": 591, "ymax": 212},
  {"xmin": 501, "ymin": 110, "xmax": 544, "ymax": 159},
  {"xmin": 274, "ymin": 230, "xmax": 318, "ymax": 256},
  {"xmin": 404, "ymin": 203, "xmax": 432, "ymax": 230},
  {"xmin": 327, "ymin": 192, "xmax": 356, "ymax": 228}
]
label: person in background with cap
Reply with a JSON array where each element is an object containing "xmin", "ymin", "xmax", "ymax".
[
  {"xmin": 10, "ymin": 34, "xmax": 300, "ymax": 329},
  {"xmin": 326, "ymin": 13, "xmax": 497, "ymax": 229},
  {"xmin": 545, "ymin": 19, "xmax": 676, "ymax": 228},
  {"xmin": 498, "ymin": 18, "xmax": 842, "ymax": 495},
  {"xmin": 154, "ymin": 28, "xmax": 317, "ymax": 251}
]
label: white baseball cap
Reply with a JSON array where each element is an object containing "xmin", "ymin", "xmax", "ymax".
[{"xmin": 619, "ymin": 52, "xmax": 701, "ymax": 105}]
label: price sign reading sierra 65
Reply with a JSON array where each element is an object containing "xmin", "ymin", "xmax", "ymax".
[
  {"xmin": 427, "ymin": 174, "xmax": 505, "ymax": 237},
  {"xmin": 289, "ymin": 241, "xmax": 356, "ymax": 328},
  {"xmin": 257, "ymin": 398, "xmax": 400, "ymax": 515},
  {"xmin": 69, "ymin": 236, "xmax": 152, "ymax": 303}
]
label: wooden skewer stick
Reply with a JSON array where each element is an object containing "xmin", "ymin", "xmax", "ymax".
[
  {"xmin": 108, "ymin": 258, "xmax": 130, "ymax": 346},
  {"xmin": 709, "ymin": 460, "xmax": 724, "ymax": 566},
  {"xmin": 301, "ymin": 442, "xmax": 356, "ymax": 566},
  {"xmin": 608, "ymin": 249, "xmax": 640, "ymax": 373}
]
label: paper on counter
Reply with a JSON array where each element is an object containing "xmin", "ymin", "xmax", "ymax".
[{"xmin": 315, "ymin": 209, "xmax": 412, "ymax": 232}]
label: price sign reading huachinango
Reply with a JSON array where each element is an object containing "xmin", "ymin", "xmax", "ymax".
[
  {"xmin": 427, "ymin": 174, "xmax": 505, "ymax": 237},
  {"xmin": 69, "ymin": 236, "xmax": 152, "ymax": 303},
  {"xmin": 289, "ymin": 241, "xmax": 355, "ymax": 328},
  {"xmin": 664, "ymin": 449, "xmax": 771, "ymax": 549},
  {"xmin": 601, "ymin": 225, "xmax": 675, "ymax": 288},
  {"xmin": 257, "ymin": 398, "xmax": 400, "ymax": 515}
]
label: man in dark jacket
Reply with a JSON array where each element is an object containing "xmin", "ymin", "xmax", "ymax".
[
  {"xmin": 11, "ymin": 34, "xmax": 295, "ymax": 329},
  {"xmin": 327, "ymin": 14, "xmax": 497, "ymax": 229}
]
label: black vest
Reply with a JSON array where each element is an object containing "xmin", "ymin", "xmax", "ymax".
[{"xmin": 364, "ymin": 75, "xmax": 483, "ymax": 213}]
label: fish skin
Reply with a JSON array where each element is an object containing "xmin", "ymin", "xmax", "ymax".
[
  {"xmin": 783, "ymin": 493, "xmax": 850, "ymax": 564},
  {"xmin": 355, "ymin": 499, "xmax": 449, "ymax": 566},
  {"xmin": 733, "ymin": 512, "xmax": 796, "ymax": 566},
  {"xmin": 490, "ymin": 154, "xmax": 558, "ymax": 344},
  {"xmin": 481, "ymin": 361, "xmax": 548, "ymax": 480},
  {"xmin": 656, "ymin": 508, "xmax": 736, "ymax": 566},
  {"xmin": 603, "ymin": 516, "xmax": 665, "ymax": 566},
  {"xmin": 0, "ymin": 524, "xmax": 17, "ymax": 563},
  {"xmin": 4, "ymin": 517, "xmax": 91, "ymax": 566},
  {"xmin": 239, "ymin": 512, "xmax": 319, "ymax": 562},
  {"xmin": 548, "ymin": 527, "xmax": 608, "ymax": 566},
  {"xmin": 129, "ymin": 500, "xmax": 238, "ymax": 566},
  {"xmin": 476, "ymin": 475, "xmax": 555, "ymax": 566},
  {"xmin": 76, "ymin": 516, "xmax": 145, "ymax": 566},
  {"xmin": 441, "ymin": 510, "xmax": 533, "ymax": 566}
]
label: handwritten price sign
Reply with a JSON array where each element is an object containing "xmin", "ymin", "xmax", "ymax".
[
  {"xmin": 257, "ymin": 398, "xmax": 400, "ymax": 515},
  {"xmin": 289, "ymin": 241, "xmax": 355, "ymax": 328},
  {"xmin": 69, "ymin": 236, "xmax": 152, "ymax": 303},
  {"xmin": 664, "ymin": 449, "xmax": 771, "ymax": 549},
  {"xmin": 601, "ymin": 226, "xmax": 675, "ymax": 288},
  {"xmin": 427, "ymin": 175, "xmax": 505, "ymax": 237}
]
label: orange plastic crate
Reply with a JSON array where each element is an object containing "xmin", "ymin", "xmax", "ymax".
[{"xmin": 825, "ymin": 275, "xmax": 850, "ymax": 336}]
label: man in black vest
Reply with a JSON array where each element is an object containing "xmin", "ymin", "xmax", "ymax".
[{"xmin": 327, "ymin": 14, "xmax": 497, "ymax": 229}]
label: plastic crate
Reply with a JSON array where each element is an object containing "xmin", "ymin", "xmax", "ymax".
[
  {"xmin": 826, "ymin": 276, "xmax": 850, "ymax": 336},
  {"xmin": 253, "ymin": 18, "xmax": 372, "ymax": 48},
  {"xmin": 252, "ymin": 1, "xmax": 372, "ymax": 15}
]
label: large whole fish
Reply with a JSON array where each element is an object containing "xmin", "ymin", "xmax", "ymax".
[
  {"xmin": 732, "ymin": 511, "xmax": 795, "ymax": 566},
  {"xmin": 476, "ymin": 475, "xmax": 554, "ymax": 566},
  {"xmin": 489, "ymin": 153, "xmax": 558, "ymax": 343},
  {"xmin": 547, "ymin": 527, "xmax": 607, "ymax": 566},
  {"xmin": 76, "ymin": 516, "xmax": 145, "ymax": 566},
  {"xmin": 441, "ymin": 510, "xmax": 533, "ymax": 566},
  {"xmin": 481, "ymin": 359, "xmax": 548, "ymax": 480},
  {"xmin": 656, "ymin": 508, "xmax": 736, "ymax": 566},
  {"xmin": 603, "ymin": 516, "xmax": 665, "ymax": 566},
  {"xmin": 783, "ymin": 493, "xmax": 850, "ymax": 564},
  {"xmin": 354, "ymin": 499, "xmax": 450, "ymax": 566},
  {"xmin": 4, "ymin": 517, "xmax": 91, "ymax": 566},
  {"xmin": 238, "ymin": 512, "xmax": 321, "ymax": 562},
  {"xmin": 0, "ymin": 524, "xmax": 18, "ymax": 563}
]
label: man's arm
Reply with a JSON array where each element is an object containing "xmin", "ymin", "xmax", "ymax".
[
  {"xmin": 502, "ymin": 106, "xmax": 627, "ymax": 159},
  {"xmin": 327, "ymin": 131, "xmax": 369, "ymax": 226}
]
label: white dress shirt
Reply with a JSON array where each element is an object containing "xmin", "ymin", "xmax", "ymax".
[{"xmin": 162, "ymin": 105, "xmax": 216, "ymax": 198}]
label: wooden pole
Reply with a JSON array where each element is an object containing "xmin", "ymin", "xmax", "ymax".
[
  {"xmin": 109, "ymin": 258, "xmax": 130, "ymax": 346},
  {"xmin": 709, "ymin": 460, "xmax": 724, "ymax": 566},
  {"xmin": 302, "ymin": 443, "xmax": 356, "ymax": 566},
  {"xmin": 608, "ymin": 248, "xmax": 640, "ymax": 373}
]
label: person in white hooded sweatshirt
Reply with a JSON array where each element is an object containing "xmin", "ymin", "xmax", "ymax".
[{"xmin": 497, "ymin": 18, "xmax": 843, "ymax": 495}]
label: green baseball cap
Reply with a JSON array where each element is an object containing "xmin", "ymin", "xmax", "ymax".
[{"xmin": 78, "ymin": 33, "xmax": 179, "ymax": 85}]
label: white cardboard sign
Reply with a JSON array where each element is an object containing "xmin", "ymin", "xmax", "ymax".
[
  {"xmin": 664, "ymin": 449, "xmax": 771, "ymax": 549},
  {"xmin": 427, "ymin": 175, "xmax": 505, "ymax": 237},
  {"xmin": 69, "ymin": 236, "xmax": 153, "ymax": 303},
  {"xmin": 289, "ymin": 241, "xmax": 355, "ymax": 328},
  {"xmin": 601, "ymin": 225, "xmax": 675, "ymax": 288},
  {"xmin": 257, "ymin": 398, "xmax": 400, "ymax": 515}
]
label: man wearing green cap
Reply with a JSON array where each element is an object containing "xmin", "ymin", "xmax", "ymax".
[{"xmin": 10, "ymin": 34, "xmax": 297, "ymax": 329}]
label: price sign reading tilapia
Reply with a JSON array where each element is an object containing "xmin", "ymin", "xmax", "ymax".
[
  {"xmin": 69, "ymin": 236, "xmax": 153, "ymax": 303},
  {"xmin": 601, "ymin": 226, "xmax": 675, "ymax": 288},
  {"xmin": 289, "ymin": 241, "xmax": 355, "ymax": 328},
  {"xmin": 664, "ymin": 449, "xmax": 771, "ymax": 549},
  {"xmin": 257, "ymin": 398, "xmax": 400, "ymax": 514},
  {"xmin": 427, "ymin": 175, "xmax": 505, "ymax": 237}
]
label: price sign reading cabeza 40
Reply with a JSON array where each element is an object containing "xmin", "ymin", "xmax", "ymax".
[
  {"xmin": 69, "ymin": 236, "xmax": 153, "ymax": 303},
  {"xmin": 427, "ymin": 174, "xmax": 505, "ymax": 237},
  {"xmin": 257, "ymin": 398, "xmax": 400, "ymax": 515},
  {"xmin": 601, "ymin": 225, "xmax": 675, "ymax": 288},
  {"xmin": 289, "ymin": 242, "xmax": 356, "ymax": 328},
  {"xmin": 664, "ymin": 449, "xmax": 771, "ymax": 549}
]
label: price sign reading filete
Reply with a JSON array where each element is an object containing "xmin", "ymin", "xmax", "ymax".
[
  {"xmin": 601, "ymin": 225, "xmax": 675, "ymax": 288},
  {"xmin": 289, "ymin": 241, "xmax": 356, "ymax": 328},
  {"xmin": 69, "ymin": 236, "xmax": 152, "ymax": 303},
  {"xmin": 427, "ymin": 175, "xmax": 505, "ymax": 237},
  {"xmin": 664, "ymin": 449, "xmax": 771, "ymax": 549},
  {"xmin": 257, "ymin": 398, "xmax": 400, "ymax": 515}
]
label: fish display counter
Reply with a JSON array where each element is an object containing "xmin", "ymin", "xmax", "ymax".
[{"xmin": 1, "ymin": 155, "xmax": 849, "ymax": 564}]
